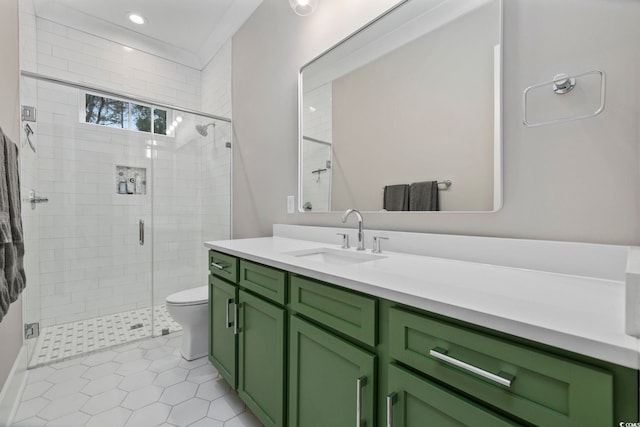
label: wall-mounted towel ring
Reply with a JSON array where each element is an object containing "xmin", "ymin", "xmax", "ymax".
[
  {"xmin": 522, "ymin": 70, "xmax": 606, "ymax": 128},
  {"xmin": 24, "ymin": 123, "xmax": 36, "ymax": 153}
]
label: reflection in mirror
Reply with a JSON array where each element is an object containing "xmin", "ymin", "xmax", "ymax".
[{"xmin": 299, "ymin": 0, "xmax": 502, "ymax": 213}]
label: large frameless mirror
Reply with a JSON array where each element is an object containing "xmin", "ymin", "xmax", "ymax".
[{"xmin": 298, "ymin": 0, "xmax": 502, "ymax": 213}]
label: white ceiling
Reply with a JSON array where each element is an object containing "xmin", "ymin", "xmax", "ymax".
[{"xmin": 33, "ymin": 0, "xmax": 263, "ymax": 69}]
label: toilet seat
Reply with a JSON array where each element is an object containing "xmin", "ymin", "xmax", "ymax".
[{"xmin": 166, "ymin": 286, "xmax": 208, "ymax": 306}]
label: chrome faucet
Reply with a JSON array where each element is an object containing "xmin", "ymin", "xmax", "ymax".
[{"xmin": 341, "ymin": 209, "xmax": 365, "ymax": 251}]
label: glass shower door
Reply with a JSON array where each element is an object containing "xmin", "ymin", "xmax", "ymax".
[{"xmin": 23, "ymin": 77, "xmax": 154, "ymax": 366}]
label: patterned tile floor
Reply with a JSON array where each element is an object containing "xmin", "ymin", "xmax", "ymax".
[
  {"xmin": 12, "ymin": 333, "xmax": 263, "ymax": 427},
  {"xmin": 30, "ymin": 305, "xmax": 182, "ymax": 367}
]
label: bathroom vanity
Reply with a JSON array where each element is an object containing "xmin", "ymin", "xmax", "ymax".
[{"xmin": 205, "ymin": 225, "xmax": 640, "ymax": 427}]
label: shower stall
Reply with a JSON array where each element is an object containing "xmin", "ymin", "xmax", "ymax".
[{"xmin": 19, "ymin": 73, "xmax": 232, "ymax": 367}]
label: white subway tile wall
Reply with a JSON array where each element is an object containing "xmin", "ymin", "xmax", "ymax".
[
  {"xmin": 34, "ymin": 18, "xmax": 201, "ymax": 110},
  {"xmin": 301, "ymin": 83, "xmax": 332, "ymax": 212}
]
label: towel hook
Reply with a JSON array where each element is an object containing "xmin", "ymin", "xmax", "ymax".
[{"xmin": 24, "ymin": 123, "xmax": 36, "ymax": 153}]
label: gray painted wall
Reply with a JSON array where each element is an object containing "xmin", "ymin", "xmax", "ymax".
[
  {"xmin": 0, "ymin": 0, "xmax": 23, "ymax": 391},
  {"xmin": 232, "ymin": 0, "xmax": 640, "ymax": 245}
]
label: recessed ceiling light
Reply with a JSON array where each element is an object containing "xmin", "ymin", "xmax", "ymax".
[{"xmin": 128, "ymin": 13, "xmax": 146, "ymax": 25}]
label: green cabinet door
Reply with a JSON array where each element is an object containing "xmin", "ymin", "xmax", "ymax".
[
  {"xmin": 209, "ymin": 275, "xmax": 237, "ymax": 388},
  {"xmin": 237, "ymin": 290, "xmax": 286, "ymax": 427},
  {"xmin": 289, "ymin": 315, "xmax": 376, "ymax": 427},
  {"xmin": 387, "ymin": 364, "xmax": 520, "ymax": 427}
]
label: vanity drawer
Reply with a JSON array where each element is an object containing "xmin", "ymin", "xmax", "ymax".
[
  {"xmin": 389, "ymin": 307, "xmax": 613, "ymax": 427},
  {"xmin": 239, "ymin": 259, "xmax": 287, "ymax": 305},
  {"xmin": 209, "ymin": 250, "xmax": 238, "ymax": 283},
  {"xmin": 289, "ymin": 275, "xmax": 377, "ymax": 347}
]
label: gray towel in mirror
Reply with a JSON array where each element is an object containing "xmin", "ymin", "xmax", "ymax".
[
  {"xmin": 383, "ymin": 184, "xmax": 409, "ymax": 211},
  {"xmin": 409, "ymin": 181, "xmax": 439, "ymax": 211}
]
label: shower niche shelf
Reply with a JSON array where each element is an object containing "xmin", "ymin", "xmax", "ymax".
[{"xmin": 116, "ymin": 165, "xmax": 147, "ymax": 195}]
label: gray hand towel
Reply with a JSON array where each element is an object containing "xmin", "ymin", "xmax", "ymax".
[
  {"xmin": 409, "ymin": 181, "xmax": 439, "ymax": 211},
  {"xmin": 0, "ymin": 127, "xmax": 26, "ymax": 323},
  {"xmin": 383, "ymin": 184, "xmax": 409, "ymax": 211}
]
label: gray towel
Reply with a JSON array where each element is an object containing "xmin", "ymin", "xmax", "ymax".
[
  {"xmin": 383, "ymin": 184, "xmax": 409, "ymax": 211},
  {"xmin": 409, "ymin": 181, "xmax": 439, "ymax": 211},
  {"xmin": 0, "ymin": 127, "xmax": 26, "ymax": 323}
]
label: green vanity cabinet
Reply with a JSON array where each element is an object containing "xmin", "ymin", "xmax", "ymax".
[
  {"xmin": 387, "ymin": 363, "xmax": 520, "ymax": 427},
  {"xmin": 288, "ymin": 315, "xmax": 376, "ymax": 427},
  {"xmin": 389, "ymin": 307, "xmax": 616, "ymax": 427},
  {"xmin": 208, "ymin": 251, "xmax": 287, "ymax": 427},
  {"xmin": 237, "ymin": 289, "xmax": 286, "ymax": 427},
  {"xmin": 209, "ymin": 275, "xmax": 237, "ymax": 387},
  {"xmin": 207, "ymin": 250, "xmax": 639, "ymax": 427}
]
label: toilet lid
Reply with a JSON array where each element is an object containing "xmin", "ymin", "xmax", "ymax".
[{"xmin": 166, "ymin": 286, "xmax": 208, "ymax": 305}]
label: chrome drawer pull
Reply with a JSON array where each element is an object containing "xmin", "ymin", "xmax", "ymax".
[
  {"xmin": 225, "ymin": 298, "xmax": 234, "ymax": 329},
  {"xmin": 386, "ymin": 392, "xmax": 397, "ymax": 427},
  {"xmin": 356, "ymin": 376, "xmax": 367, "ymax": 427},
  {"xmin": 211, "ymin": 261, "xmax": 227, "ymax": 270},
  {"xmin": 429, "ymin": 347, "xmax": 513, "ymax": 388}
]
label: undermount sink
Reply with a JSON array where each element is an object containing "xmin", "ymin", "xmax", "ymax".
[{"xmin": 284, "ymin": 247, "xmax": 386, "ymax": 265}]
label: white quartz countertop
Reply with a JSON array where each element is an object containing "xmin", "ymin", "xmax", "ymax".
[{"xmin": 205, "ymin": 236, "xmax": 640, "ymax": 369}]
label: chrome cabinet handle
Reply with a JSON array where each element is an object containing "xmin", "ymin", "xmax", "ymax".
[
  {"xmin": 211, "ymin": 261, "xmax": 226, "ymax": 270},
  {"xmin": 356, "ymin": 376, "xmax": 367, "ymax": 427},
  {"xmin": 386, "ymin": 392, "xmax": 397, "ymax": 427},
  {"xmin": 429, "ymin": 347, "xmax": 513, "ymax": 388},
  {"xmin": 234, "ymin": 302, "xmax": 239, "ymax": 335},
  {"xmin": 139, "ymin": 219, "xmax": 144, "ymax": 245},
  {"xmin": 225, "ymin": 298, "xmax": 234, "ymax": 329}
]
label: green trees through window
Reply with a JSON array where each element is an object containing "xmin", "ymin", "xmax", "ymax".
[{"xmin": 85, "ymin": 94, "xmax": 167, "ymax": 135}]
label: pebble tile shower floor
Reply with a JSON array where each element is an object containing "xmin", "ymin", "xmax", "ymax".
[
  {"xmin": 30, "ymin": 305, "xmax": 182, "ymax": 367},
  {"xmin": 12, "ymin": 333, "xmax": 263, "ymax": 427}
]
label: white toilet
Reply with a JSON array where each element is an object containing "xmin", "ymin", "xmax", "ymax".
[{"xmin": 165, "ymin": 286, "xmax": 209, "ymax": 361}]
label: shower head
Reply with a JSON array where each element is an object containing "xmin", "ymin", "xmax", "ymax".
[{"xmin": 195, "ymin": 122, "xmax": 215, "ymax": 137}]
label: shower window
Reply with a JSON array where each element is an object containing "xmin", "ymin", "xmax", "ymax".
[{"xmin": 84, "ymin": 93, "xmax": 167, "ymax": 135}]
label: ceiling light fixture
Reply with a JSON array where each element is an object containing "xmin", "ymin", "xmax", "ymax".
[
  {"xmin": 289, "ymin": 0, "xmax": 318, "ymax": 16},
  {"xmin": 128, "ymin": 13, "xmax": 146, "ymax": 25}
]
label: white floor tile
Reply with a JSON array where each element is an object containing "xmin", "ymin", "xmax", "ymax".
[
  {"xmin": 85, "ymin": 406, "xmax": 132, "ymax": 427},
  {"xmin": 11, "ymin": 416, "xmax": 47, "ymax": 427},
  {"xmin": 224, "ymin": 411, "xmax": 264, "ymax": 427},
  {"xmin": 118, "ymin": 370, "xmax": 157, "ymax": 392},
  {"xmin": 166, "ymin": 397, "xmax": 210, "ymax": 426},
  {"xmin": 207, "ymin": 392, "xmax": 245, "ymax": 422},
  {"xmin": 123, "ymin": 401, "xmax": 171, "ymax": 427},
  {"xmin": 42, "ymin": 377, "xmax": 89, "ymax": 400},
  {"xmin": 13, "ymin": 334, "xmax": 262, "ymax": 427},
  {"xmin": 154, "ymin": 367, "xmax": 189, "ymax": 387},
  {"xmin": 186, "ymin": 364, "xmax": 218, "ymax": 384},
  {"xmin": 13, "ymin": 398, "xmax": 51, "ymax": 423},
  {"xmin": 120, "ymin": 385, "xmax": 163, "ymax": 410},
  {"xmin": 81, "ymin": 389, "xmax": 127, "ymax": 415},
  {"xmin": 21, "ymin": 381, "xmax": 53, "ymax": 401},
  {"xmin": 160, "ymin": 381, "xmax": 198, "ymax": 405},
  {"xmin": 29, "ymin": 305, "xmax": 181, "ymax": 367},
  {"xmin": 195, "ymin": 378, "xmax": 230, "ymax": 402},
  {"xmin": 43, "ymin": 411, "xmax": 90, "ymax": 427},
  {"xmin": 81, "ymin": 361, "xmax": 120, "ymax": 381},
  {"xmin": 187, "ymin": 418, "xmax": 224, "ymax": 427},
  {"xmin": 38, "ymin": 393, "xmax": 89, "ymax": 421},
  {"xmin": 81, "ymin": 373, "xmax": 124, "ymax": 396}
]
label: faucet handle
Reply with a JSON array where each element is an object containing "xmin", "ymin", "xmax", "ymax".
[
  {"xmin": 336, "ymin": 233, "xmax": 350, "ymax": 249},
  {"xmin": 372, "ymin": 236, "xmax": 389, "ymax": 254}
]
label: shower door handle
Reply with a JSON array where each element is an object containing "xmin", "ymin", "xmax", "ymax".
[{"xmin": 139, "ymin": 220, "xmax": 144, "ymax": 245}]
